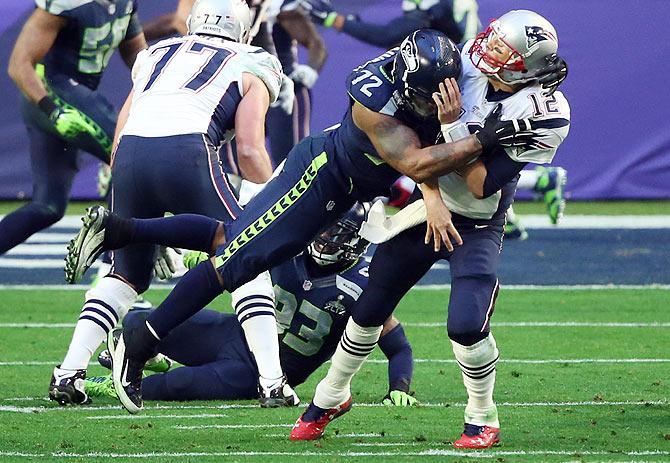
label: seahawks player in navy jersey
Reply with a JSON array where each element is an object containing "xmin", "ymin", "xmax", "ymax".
[
  {"xmin": 92, "ymin": 204, "xmax": 415, "ymax": 405},
  {"xmin": 65, "ymin": 29, "xmax": 542, "ymax": 416},
  {"xmin": 0, "ymin": 0, "xmax": 146, "ymax": 257}
]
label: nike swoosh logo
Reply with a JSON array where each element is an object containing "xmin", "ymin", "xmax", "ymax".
[
  {"xmin": 475, "ymin": 225, "xmax": 489, "ymax": 229},
  {"xmin": 121, "ymin": 359, "xmax": 131, "ymax": 388}
]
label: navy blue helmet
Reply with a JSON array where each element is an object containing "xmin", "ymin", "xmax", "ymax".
[
  {"xmin": 392, "ymin": 29, "xmax": 462, "ymax": 119},
  {"xmin": 308, "ymin": 203, "xmax": 369, "ymax": 267}
]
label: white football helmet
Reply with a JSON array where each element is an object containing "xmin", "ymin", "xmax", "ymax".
[
  {"xmin": 187, "ymin": 0, "xmax": 252, "ymax": 43},
  {"xmin": 469, "ymin": 10, "xmax": 558, "ymax": 85}
]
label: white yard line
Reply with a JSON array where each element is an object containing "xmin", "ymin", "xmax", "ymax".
[
  {"xmin": 2, "ymin": 358, "xmax": 669, "ymax": 367},
  {"xmin": 1, "ymin": 283, "xmax": 670, "ymax": 290},
  {"xmin": 1, "ymin": 321, "xmax": 668, "ymax": 329},
  {"xmin": 1, "ymin": 400, "xmax": 666, "ymax": 414},
  {"xmin": 87, "ymin": 413, "xmax": 228, "ymax": 420},
  {"xmin": 0, "ymin": 259, "xmax": 100, "ymax": 269},
  {"xmin": 1, "ymin": 449, "xmax": 663, "ymax": 459},
  {"xmin": 3, "ymin": 244, "xmax": 68, "ymax": 256}
]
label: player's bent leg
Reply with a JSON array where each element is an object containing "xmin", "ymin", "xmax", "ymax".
[
  {"xmin": 50, "ymin": 277, "xmax": 137, "ymax": 405},
  {"xmin": 293, "ymin": 225, "xmax": 437, "ymax": 440},
  {"xmin": 534, "ymin": 166, "xmax": 567, "ymax": 224},
  {"xmin": 231, "ymin": 271, "xmax": 299, "ymax": 407}
]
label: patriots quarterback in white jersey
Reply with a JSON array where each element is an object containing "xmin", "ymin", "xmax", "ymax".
[
  {"xmin": 54, "ymin": 0, "xmax": 300, "ymax": 409},
  {"xmin": 294, "ymin": 10, "xmax": 570, "ymax": 447}
]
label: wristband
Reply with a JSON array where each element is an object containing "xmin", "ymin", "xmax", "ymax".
[
  {"xmin": 323, "ymin": 12, "xmax": 338, "ymax": 27},
  {"xmin": 37, "ymin": 96, "xmax": 58, "ymax": 118},
  {"xmin": 441, "ymin": 121, "xmax": 469, "ymax": 143}
]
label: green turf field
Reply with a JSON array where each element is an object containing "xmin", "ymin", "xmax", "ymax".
[{"xmin": 0, "ymin": 288, "xmax": 668, "ymax": 462}]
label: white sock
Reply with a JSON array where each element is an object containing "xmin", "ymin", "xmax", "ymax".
[
  {"xmin": 61, "ymin": 277, "xmax": 137, "ymax": 371},
  {"xmin": 451, "ymin": 333, "xmax": 500, "ymax": 428},
  {"xmin": 506, "ymin": 205, "xmax": 517, "ymax": 223},
  {"xmin": 517, "ymin": 169, "xmax": 540, "ymax": 190},
  {"xmin": 313, "ymin": 319, "xmax": 382, "ymax": 409},
  {"xmin": 231, "ymin": 271, "xmax": 283, "ymax": 383}
]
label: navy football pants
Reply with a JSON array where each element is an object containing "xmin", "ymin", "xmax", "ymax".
[
  {"xmin": 215, "ymin": 133, "xmax": 355, "ymax": 291},
  {"xmin": 124, "ymin": 309, "xmax": 258, "ymax": 401},
  {"xmin": 0, "ymin": 74, "xmax": 115, "ymax": 255},
  {"xmin": 352, "ymin": 222, "xmax": 503, "ymax": 346},
  {"xmin": 111, "ymin": 134, "xmax": 241, "ymax": 293}
]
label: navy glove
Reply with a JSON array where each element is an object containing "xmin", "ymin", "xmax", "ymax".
[
  {"xmin": 536, "ymin": 54, "xmax": 568, "ymax": 96},
  {"xmin": 298, "ymin": 0, "xmax": 338, "ymax": 26}
]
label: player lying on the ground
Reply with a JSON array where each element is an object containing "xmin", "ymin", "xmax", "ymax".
[
  {"xmin": 63, "ymin": 26, "xmax": 565, "ymax": 418},
  {"xmin": 290, "ymin": 10, "xmax": 570, "ymax": 449},
  {"xmin": 90, "ymin": 204, "xmax": 415, "ymax": 405}
]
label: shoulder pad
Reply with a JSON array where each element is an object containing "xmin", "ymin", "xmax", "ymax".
[
  {"xmin": 36, "ymin": 0, "xmax": 89, "ymax": 15},
  {"xmin": 241, "ymin": 48, "xmax": 283, "ymax": 103},
  {"xmin": 347, "ymin": 51, "xmax": 397, "ymax": 116}
]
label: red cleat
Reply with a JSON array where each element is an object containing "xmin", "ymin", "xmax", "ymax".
[
  {"xmin": 289, "ymin": 398, "xmax": 353, "ymax": 441},
  {"xmin": 453, "ymin": 424, "xmax": 500, "ymax": 449}
]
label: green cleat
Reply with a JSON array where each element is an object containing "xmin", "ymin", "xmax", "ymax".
[
  {"xmin": 85, "ymin": 375, "xmax": 117, "ymax": 399},
  {"xmin": 533, "ymin": 166, "xmax": 567, "ymax": 225},
  {"xmin": 65, "ymin": 206, "xmax": 109, "ymax": 284}
]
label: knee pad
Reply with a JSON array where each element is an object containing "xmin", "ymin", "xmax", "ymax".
[{"xmin": 84, "ymin": 276, "xmax": 138, "ymax": 323}]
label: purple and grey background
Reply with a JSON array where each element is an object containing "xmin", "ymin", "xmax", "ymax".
[{"xmin": 0, "ymin": 0, "xmax": 668, "ymax": 201}]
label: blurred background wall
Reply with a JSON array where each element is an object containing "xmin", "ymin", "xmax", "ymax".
[{"xmin": 0, "ymin": 0, "xmax": 668, "ymax": 200}]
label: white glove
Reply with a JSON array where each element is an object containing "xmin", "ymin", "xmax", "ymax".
[
  {"xmin": 154, "ymin": 246, "xmax": 182, "ymax": 280},
  {"xmin": 359, "ymin": 199, "xmax": 427, "ymax": 244},
  {"xmin": 270, "ymin": 75, "xmax": 295, "ymax": 114},
  {"xmin": 289, "ymin": 64, "xmax": 319, "ymax": 89},
  {"xmin": 238, "ymin": 179, "xmax": 267, "ymax": 207},
  {"xmin": 97, "ymin": 163, "xmax": 111, "ymax": 198}
]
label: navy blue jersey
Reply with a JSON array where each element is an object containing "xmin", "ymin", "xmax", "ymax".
[
  {"xmin": 37, "ymin": 0, "xmax": 142, "ymax": 90},
  {"xmin": 271, "ymin": 254, "xmax": 369, "ymax": 386},
  {"xmin": 328, "ymin": 49, "xmax": 441, "ymax": 200}
]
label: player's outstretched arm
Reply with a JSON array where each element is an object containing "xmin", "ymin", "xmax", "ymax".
[
  {"xmin": 235, "ymin": 73, "xmax": 274, "ymax": 184},
  {"xmin": 119, "ymin": 33, "xmax": 148, "ymax": 70},
  {"xmin": 352, "ymin": 102, "xmax": 482, "ymax": 184},
  {"xmin": 7, "ymin": 8, "xmax": 65, "ymax": 104},
  {"xmin": 143, "ymin": 0, "xmax": 192, "ymax": 40},
  {"xmin": 278, "ymin": 9, "xmax": 327, "ymax": 73}
]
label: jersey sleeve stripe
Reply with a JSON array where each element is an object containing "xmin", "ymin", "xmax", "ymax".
[{"xmin": 530, "ymin": 118, "xmax": 570, "ymax": 130}]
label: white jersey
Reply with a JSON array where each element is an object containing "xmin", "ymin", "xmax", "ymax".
[
  {"xmin": 121, "ymin": 35, "xmax": 282, "ymax": 144},
  {"xmin": 438, "ymin": 39, "xmax": 571, "ymax": 220}
]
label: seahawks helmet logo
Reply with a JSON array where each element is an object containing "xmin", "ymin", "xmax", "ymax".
[
  {"xmin": 401, "ymin": 37, "xmax": 419, "ymax": 73},
  {"xmin": 525, "ymin": 26, "xmax": 553, "ymax": 49}
]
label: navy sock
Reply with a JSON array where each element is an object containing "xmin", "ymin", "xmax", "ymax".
[
  {"xmin": 378, "ymin": 324, "xmax": 413, "ymax": 392},
  {"xmin": 105, "ymin": 213, "xmax": 219, "ymax": 252},
  {"xmin": 147, "ymin": 261, "xmax": 223, "ymax": 339}
]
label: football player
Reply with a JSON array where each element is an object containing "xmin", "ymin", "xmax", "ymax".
[
  {"xmin": 300, "ymin": 0, "xmax": 481, "ymax": 47},
  {"xmin": 0, "ymin": 0, "xmax": 146, "ymax": 256},
  {"xmin": 291, "ymin": 10, "xmax": 570, "ymax": 448},
  {"xmin": 64, "ymin": 28, "xmax": 541, "ymax": 416},
  {"xmin": 51, "ymin": 0, "xmax": 299, "ymax": 409},
  {"xmin": 91, "ymin": 204, "xmax": 415, "ymax": 406}
]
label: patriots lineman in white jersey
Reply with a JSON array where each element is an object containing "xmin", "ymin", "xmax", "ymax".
[
  {"xmin": 293, "ymin": 10, "xmax": 570, "ymax": 447},
  {"xmin": 54, "ymin": 0, "xmax": 300, "ymax": 409}
]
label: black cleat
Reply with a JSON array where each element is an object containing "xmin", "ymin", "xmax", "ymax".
[
  {"xmin": 49, "ymin": 366, "xmax": 91, "ymax": 405},
  {"xmin": 108, "ymin": 330, "xmax": 145, "ymax": 414},
  {"xmin": 258, "ymin": 375, "xmax": 300, "ymax": 408}
]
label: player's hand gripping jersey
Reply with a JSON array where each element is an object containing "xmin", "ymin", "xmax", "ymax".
[
  {"xmin": 437, "ymin": 40, "xmax": 570, "ymax": 220},
  {"xmin": 271, "ymin": 254, "xmax": 369, "ymax": 386},
  {"xmin": 121, "ymin": 35, "xmax": 282, "ymax": 146}
]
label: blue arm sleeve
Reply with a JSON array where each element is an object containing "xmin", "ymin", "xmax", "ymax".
[
  {"xmin": 482, "ymin": 148, "xmax": 528, "ymax": 198},
  {"xmin": 378, "ymin": 324, "xmax": 413, "ymax": 392},
  {"xmin": 341, "ymin": 11, "xmax": 430, "ymax": 48}
]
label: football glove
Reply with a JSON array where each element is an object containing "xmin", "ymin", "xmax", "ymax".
[
  {"xmin": 270, "ymin": 76, "xmax": 295, "ymax": 114},
  {"xmin": 183, "ymin": 250, "xmax": 209, "ymax": 270},
  {"xmin": 289, "ymin": 64, "xmax": 319, "ymax": 89},
  {"xmin": 382, "ymin": 390, "xmax": 417, "ymax": 407},
  {"xmin": 536, "ymin": 53, "xmax": 568, "ymax": 96},
  {"xmin": 154, "ymin": 246, "xmax": 182, "ymax": 280},
  {"xmin": 39, "ymin": 97, "xmax": 98, "ymax": 140},
  {"xmin": 475, "ymin": 103, "xmax": 535, "ymax": 152},
  {"xmin": 97, "ymin": 163, "xmax": 111, "ymax": 198},
  {"xmin": 298, "ymin": 0, "xmax": 338, "ymax": 27}
]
